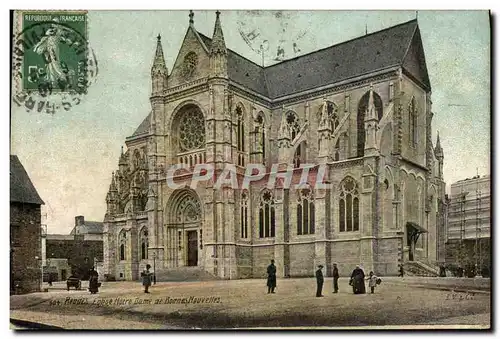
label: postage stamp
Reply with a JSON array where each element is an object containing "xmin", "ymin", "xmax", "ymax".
[{"xmin": 12, "ymin": 10, "xmax": 98, "ymax": 114}]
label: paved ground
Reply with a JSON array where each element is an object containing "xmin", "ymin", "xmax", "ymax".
[{"xmin": 10, "ymin": 278, "xmax": 490, "ymax": 329}]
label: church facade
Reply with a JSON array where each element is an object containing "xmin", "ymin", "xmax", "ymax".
[{"xmin": 102, "ymin": 12, "xmax": 447, "ymax": 280}]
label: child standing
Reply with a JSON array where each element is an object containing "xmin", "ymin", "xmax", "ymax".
[{"xmin": 367, "ymin": 271, "xmax": 378, "ymax": 294}]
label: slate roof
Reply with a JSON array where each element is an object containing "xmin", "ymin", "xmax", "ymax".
[
  {"xmin": 199, "ymin": 19, "xmax": 428, "ymax": 99},
  {"xmin": 70, "ymin": 222, "xmax": 104, "ymax": 235},
  {"xmin": 10, "ymin": 155, "xmax": 44, "ymax": 205},
  {"xmin": 130, "ymin": 113, "xmax": 151, "ymax": 138},
  {"xmin": 198, "ymin": 32, "xmax": 269, "ymax": 97}
]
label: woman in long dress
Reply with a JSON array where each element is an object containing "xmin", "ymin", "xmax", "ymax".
[
  {"xmin": 350, "ymin": 265, "xmax": 366, "ymax": 294},
  {"xmin": 88, "ymin": 267, "xmax": 99, "ymax": 294}
]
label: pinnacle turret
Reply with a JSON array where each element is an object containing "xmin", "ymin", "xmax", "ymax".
[
  {"xmin": 435, "ymin": 131, "xmax": 443, "ymax": 157},
  {"xmin": 210, "ymin": 11, "xmax": 227, "ymax": 55},
  {"xmin": 152, "ymin": 34, "xmax": 167, "ymax": 72}
]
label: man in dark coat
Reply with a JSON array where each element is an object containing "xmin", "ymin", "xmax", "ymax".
[
  {"xmin": 332, "ymin": 263, "xmax": 339, "ymax": 293},
  {"xmin": 316, "ymin": 265, "xmax": 324, "ymax": 297},
  {"xmin": 350, "ymin": 265, "xmax": 366, "ymax": 294},
  {"xmin": 266, "ymin": 260, "xmax": 277, "ymax": 294},
  {"xmin": 398, "ymin": 264, "xmax": 404, "ymax": 277}
]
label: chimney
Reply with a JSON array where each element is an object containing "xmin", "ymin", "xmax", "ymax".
[{"xmin": 75, "ymin": 215, "xmax": 85, "ymax": 227}]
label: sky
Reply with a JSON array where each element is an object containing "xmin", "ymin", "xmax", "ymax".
[{"xmin": 10, "ymin": 10, "xmax": 490, "ymax": 234}]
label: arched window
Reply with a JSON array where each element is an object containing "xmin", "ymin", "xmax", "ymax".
[
  {"xmin": 134, "ymin": 149, "xmax": 141, "ymax": 169},
  {"xmin": 339, "ymin": 177, "xmax": 360, "ymax": 232},
  {"xmin": 236, "ymin": 105, "xmax": 246, "ymax": 166},
  {"xmin": 409, "ymin": 97, "xmax": 417, "ymax": 147},
  {"xmin": 286, "ymin": 111, "xmax": 300, "ymax": 141},
  {"xmin": 357, "ymin": 91, "xmax": 383, "ymax": 157},
  {"xmin": 259, "ymin": 190, "xmax": 276, "ymax": 238},
  {"xmin": 257, "ymin": 114, "xmax": 266, "ymax": 163},
  {"xmin": 177, "ymin": 105, "xmax": 205, "ymax": 153},
  {"xmin": 318, "ymin": 101, "xmax": 339, "ymax": 131},
  {"xmin": 297, "ymin": 188, "xmax": 315, "ymax": 235},
  {"xmin": 139, "ymin": 228, "xmax": 149, "ymax": 260},
  {"xmin": 119, "ymin": 230, "xmax": 126, "ymax": 260},
  {"xmin": 240, "ymin": 191, "xmax": 249, "ymax": 238}
]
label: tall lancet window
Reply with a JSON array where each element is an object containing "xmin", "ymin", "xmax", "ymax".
[
  {"xmin": 339, "ymin": 177, "xmax": 360, "ymax": 232},
  {"xmin": 297, "ymin": 188, "xmax": 315, "ymax": 235},
  {"xmin": 140, "ymin": 228, "xmax": 149, "ymax": 260},
  {"xmin": 259, "ymin": 190, "xmax": 276, "ymax": 238},
  {"xmin": 409, "ymin": 97, "xmax": 417, "ymax": 147},
  {"xmin": 119, "ymin": 230, "xmax": 127, "ymax": 261},
  {"xmin": 236, "ymin": 106, "xmax": 245, "ymax": 166},
  {"xmin": 240, "ymin": 190, "xmax": 249, "ymax": 239},
  {"xmin": 257, "ymin": 114, "xmax": 266, "ymax": 163}
]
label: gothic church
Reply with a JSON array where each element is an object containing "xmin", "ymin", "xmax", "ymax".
[{"xmin": 103, "ymin": 11, "xmax": 446, "ymax": 280}]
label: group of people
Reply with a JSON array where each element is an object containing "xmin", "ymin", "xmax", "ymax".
[
  {"xmin": 266, "ymin": 260, "xmax": 381, "ymax": 297},
  {"xmin": 84, "ymin": 265, "xmax": 153, "ymax": 295}
]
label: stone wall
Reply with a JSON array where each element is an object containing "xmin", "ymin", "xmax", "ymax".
[{"xmin": 10, "ymin": 202, "xmax": 42, "ymax": 294}]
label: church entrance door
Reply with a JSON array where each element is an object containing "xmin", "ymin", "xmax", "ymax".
[{"xmin": 187, "ymin": 230, "xmax": 198, "ymax": 266}]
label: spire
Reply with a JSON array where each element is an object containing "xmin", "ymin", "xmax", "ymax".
[
  {"xmin": 365, "ymin": 86, "xmax": 376, "ymax": 120},
  {"xmin": 110, "ymin": 172, "xmax": 117, "ymax": 191},
  {"xmin": 278, "ymin": 110, "xmax": 291, "ymax": 142},
  {"xmin": 210, "ymin": 10, "xmax": 227, "ymax": 55},
  {"xmin": 152, "ymin": 34, "xmax": 166, "ymax": 71},
  {"xmin": 189, "ymin": 10, "xmax": 194, "ymax": 26},
  {"xmin": 318, "ymin": 99, "xmax": 331, "ymax": 131},
  {"xmin": 435, "ymin": 131, "xmax": 443, "ymax": 157}
]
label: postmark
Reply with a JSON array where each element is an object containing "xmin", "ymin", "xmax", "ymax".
[{"xmin": 11, "ymin": 10, "xmax": 98, "ymax": 114}]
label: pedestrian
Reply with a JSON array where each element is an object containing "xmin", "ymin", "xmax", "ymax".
[
  {"xmin": 88, "ymin": 267, "xmax": 99, "ymax": 294},
  {"xmin": 332, "ymin": 263, "xmax": 339, "ymax": 293},
  {"xmin": 266, "ymin": 259, "xmax": 277, "ymax": 294},
  {"xmin": 48, "ymin": 274, "xmax": 53, "ymax": 287},
  {"xmin": 142, "ymin": 264, "xmax": 153, "ymax": 293},
  {"xmin": 350, "ymin": 265, "xmax": 366, "ymax": 294},
  {"xmin": 316, "ymin": 265, "xmax": 324, "ymax": 297},
  {"xmin": 366, "ymin": 271, "xmax": 378, "ymax": 294},
  {"xmin": 398, "ymin": 264, "xmax": 404, "ymax": 277}
]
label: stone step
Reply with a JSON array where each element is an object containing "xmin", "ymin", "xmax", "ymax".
[{"xmin": 153, "ymin": 267, "xmax": 221, "ymax": 282}]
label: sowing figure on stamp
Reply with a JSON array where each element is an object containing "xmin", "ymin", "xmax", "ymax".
[{"xmin": 33, "ymin": 20, "xmax": 76, "ymax": 87}]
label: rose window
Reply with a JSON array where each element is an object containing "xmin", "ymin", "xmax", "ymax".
[{"xmin": 178, "ymin": 108, "xmax": 205, "ymax": 152}]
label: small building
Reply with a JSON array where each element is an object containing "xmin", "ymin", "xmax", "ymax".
[
  {"xmin": 44, "ymin": 216, "xmax": 104, "ymax": 280},
  {"xmin": 10, "ymin": 155, "xmax": 44, "ymax": 294}
]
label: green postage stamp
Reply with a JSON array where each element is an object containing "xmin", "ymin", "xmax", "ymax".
[{"xmin": 12, "ymin": 10, "xmax": 98, "ymax": 113}]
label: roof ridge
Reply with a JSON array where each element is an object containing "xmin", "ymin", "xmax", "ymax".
[
  {"xmin": 197, "ymin": 30, "xmax": 264, "ymax": 69},
  {"xmin": 400, "ymin": 22, "xmax": 419, "ymax": 67},
  {"xmin": 265, "ymin": 19, "xmax": 418, "ymax": 69}
]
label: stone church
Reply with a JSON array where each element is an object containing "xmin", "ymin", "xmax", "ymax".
[{"xmin": 102, "ymin": 11, "xmax": 447, "ymax": 280}]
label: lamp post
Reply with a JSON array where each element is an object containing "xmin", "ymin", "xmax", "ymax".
[{"xmin": 153, "ymin": 251, "xmax": 156, "ymax": 285}]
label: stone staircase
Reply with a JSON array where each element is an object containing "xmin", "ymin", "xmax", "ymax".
[
  {"xmin": 153, "ymin": 266, "xmax": 221, "ymax": 282},
  {"xmin": 405, "ymin": 261, "xmax": 439, "ymax": 277}
]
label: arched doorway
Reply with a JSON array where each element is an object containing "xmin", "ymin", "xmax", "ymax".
[{"xmin": 165, "ymin": 189, "xmax": 202, "ymax": 267}]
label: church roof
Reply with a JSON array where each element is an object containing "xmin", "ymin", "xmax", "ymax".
[
  {"xmin": 200, "ymin": 19, "xmax": 429, "ymax": 99},
  {"xmin": 130, "ymin": 113, "xmax": 151, "ymax": 137},
  {"xmin": 198, "ymin": 32, "xmax": 269, "ymax": 97},
  {"xmin": 10, "ymin": 155, "xmax": 44, "ymax": 205}
]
